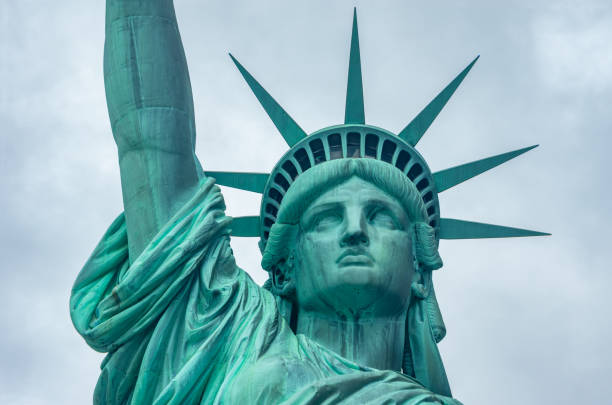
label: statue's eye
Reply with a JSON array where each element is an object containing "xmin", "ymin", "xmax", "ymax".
[
  {"xmin": 311, "ymin": 211, "xmax": 342, "ymax": 232},
  {"xmin": 368, "ymin": 208, "xmax": 399, "ymax": 229}
]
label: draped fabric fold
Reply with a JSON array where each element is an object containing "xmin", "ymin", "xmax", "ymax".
[{"xmin": 70, "ymin": 178, "xmax": 460, "ymax": 405}]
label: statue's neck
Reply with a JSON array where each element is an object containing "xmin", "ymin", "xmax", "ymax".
[{"xmin": 296, "ymin": 309, "xmax": 406, "ymax": 372}]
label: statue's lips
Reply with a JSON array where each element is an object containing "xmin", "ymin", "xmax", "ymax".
[{"xmin": 336, "ymin": 250, "xmax": 374, "ymax": 267}]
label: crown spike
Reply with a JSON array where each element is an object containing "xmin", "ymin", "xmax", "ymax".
[
  {"xmin": 398, "ymin": 56, "xmax": 479, "ymax": 146},
  {"xmin": 205, "ymin": 171, "xmax": 269, "ymax": 193},
  {"xmin": 230, "ymin": 216, "xmax": 261, "ymax": 237},
  {"xmin": 229, "ymin": 54, "xmax": 307, "ymax": 147},
  {"xmin": 344, "ymin": 8, "xmax": 365, "ymax": 124},
  {"xmin": 439, "ymin": 218, "xmax": 550, "ymax": 239},
  {"xmin": 433, "ymin": 145, "xmax": 538, "ymax": 193}
]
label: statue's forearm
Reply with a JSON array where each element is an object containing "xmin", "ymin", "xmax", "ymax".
[{"xmin": 104, "ymin": 0, "xmax": 201, "ymax": 261}]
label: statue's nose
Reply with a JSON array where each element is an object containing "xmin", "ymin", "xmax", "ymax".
[{"xmin": 340, "ymin": 210, "xmax": 369, "ymax": 247}]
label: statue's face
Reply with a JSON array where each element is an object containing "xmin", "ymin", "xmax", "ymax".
[{"xmin": 294, "ymin": 177, "xmax": 415, "ymax": 318}]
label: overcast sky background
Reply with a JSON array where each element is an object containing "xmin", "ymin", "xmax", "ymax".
[{"xmin": 1, "ymin": 0, "xmax": 611, "ymax": 404}]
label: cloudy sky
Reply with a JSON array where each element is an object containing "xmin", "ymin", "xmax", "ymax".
[{"xmin": 2, "ymin": 0, "xmax": 611, "ymax": 403}]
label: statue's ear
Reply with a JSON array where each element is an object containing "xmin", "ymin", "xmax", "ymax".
[
  {"xmin": 271, "ymin": 254, "xmax": 296, "ymax": 297},
  {"xmin": 410, "ymin": 267, "xmax": 431, "ymax": 300},
  {"xmin": 411, "ymin": 223, "xmax": 434, "ymax": 300}
]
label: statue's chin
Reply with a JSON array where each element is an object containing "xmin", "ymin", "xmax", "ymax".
[
  {"xmin": 303, "ymin": 274, "xmax": 410, "ymax": 319},
  {"xmin": 329, "ymin": 265, "xmax": 378, "ymax": 295}
]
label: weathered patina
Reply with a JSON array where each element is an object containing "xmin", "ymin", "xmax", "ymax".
[{"xmin": 70, "ymin": 1, "xmax": 547, "ymax": 403}]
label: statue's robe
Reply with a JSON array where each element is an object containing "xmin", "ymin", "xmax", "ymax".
[{"xmin": 71, "ymin": 178, "xmax": 461, "ymax": 404}]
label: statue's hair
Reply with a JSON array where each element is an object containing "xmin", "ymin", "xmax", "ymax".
[{"xmin": 260, "ymin": 158, "xmax": 446, "ymax": 362}]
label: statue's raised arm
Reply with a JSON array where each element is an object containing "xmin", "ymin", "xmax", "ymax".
[{"xmin": 105, "ymin": 0, "xmax": 201, "ymax": 261}]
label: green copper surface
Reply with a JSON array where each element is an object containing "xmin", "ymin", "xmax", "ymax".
[
  {"xmin": 204, "ymin": 171, "xmax": 268, "ymax": 193},
  {"xmin": 439, "ymin": 218, "xmax": 550, "ymax": 239},
  {"xmin": 71, "ymin": 185, "xmax": 455, "ymax": 403},
  {"xmin": 70, "ymin": 2, "xmax": 547, "ymax": 404},
  {"xmin": 345, "ymin": 9, "xmax": 365, "ymax": 124},
  {"xmin": 399, "ymin": 56, "xmax": 479, "ymax": 146},
  {"xmin": 230, "ymin": 54, "xmax": 307, "ymax": 147},
  {"xmin": 230, "ymin": 215, "xmax": 260, "ymax": 237},
  {"xmin": 433, "ymin": 145, "xmax": 538, "ymax": 192}
]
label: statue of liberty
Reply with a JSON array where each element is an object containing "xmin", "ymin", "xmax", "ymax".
[{"xmin": 70, "ymin": 1, "xmax": 547, "ymax": 403}]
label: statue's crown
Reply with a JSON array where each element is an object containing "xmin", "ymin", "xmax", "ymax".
[{"xmin": 207, "ymin": 9, "xmax": 548, "ymax": 250}]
